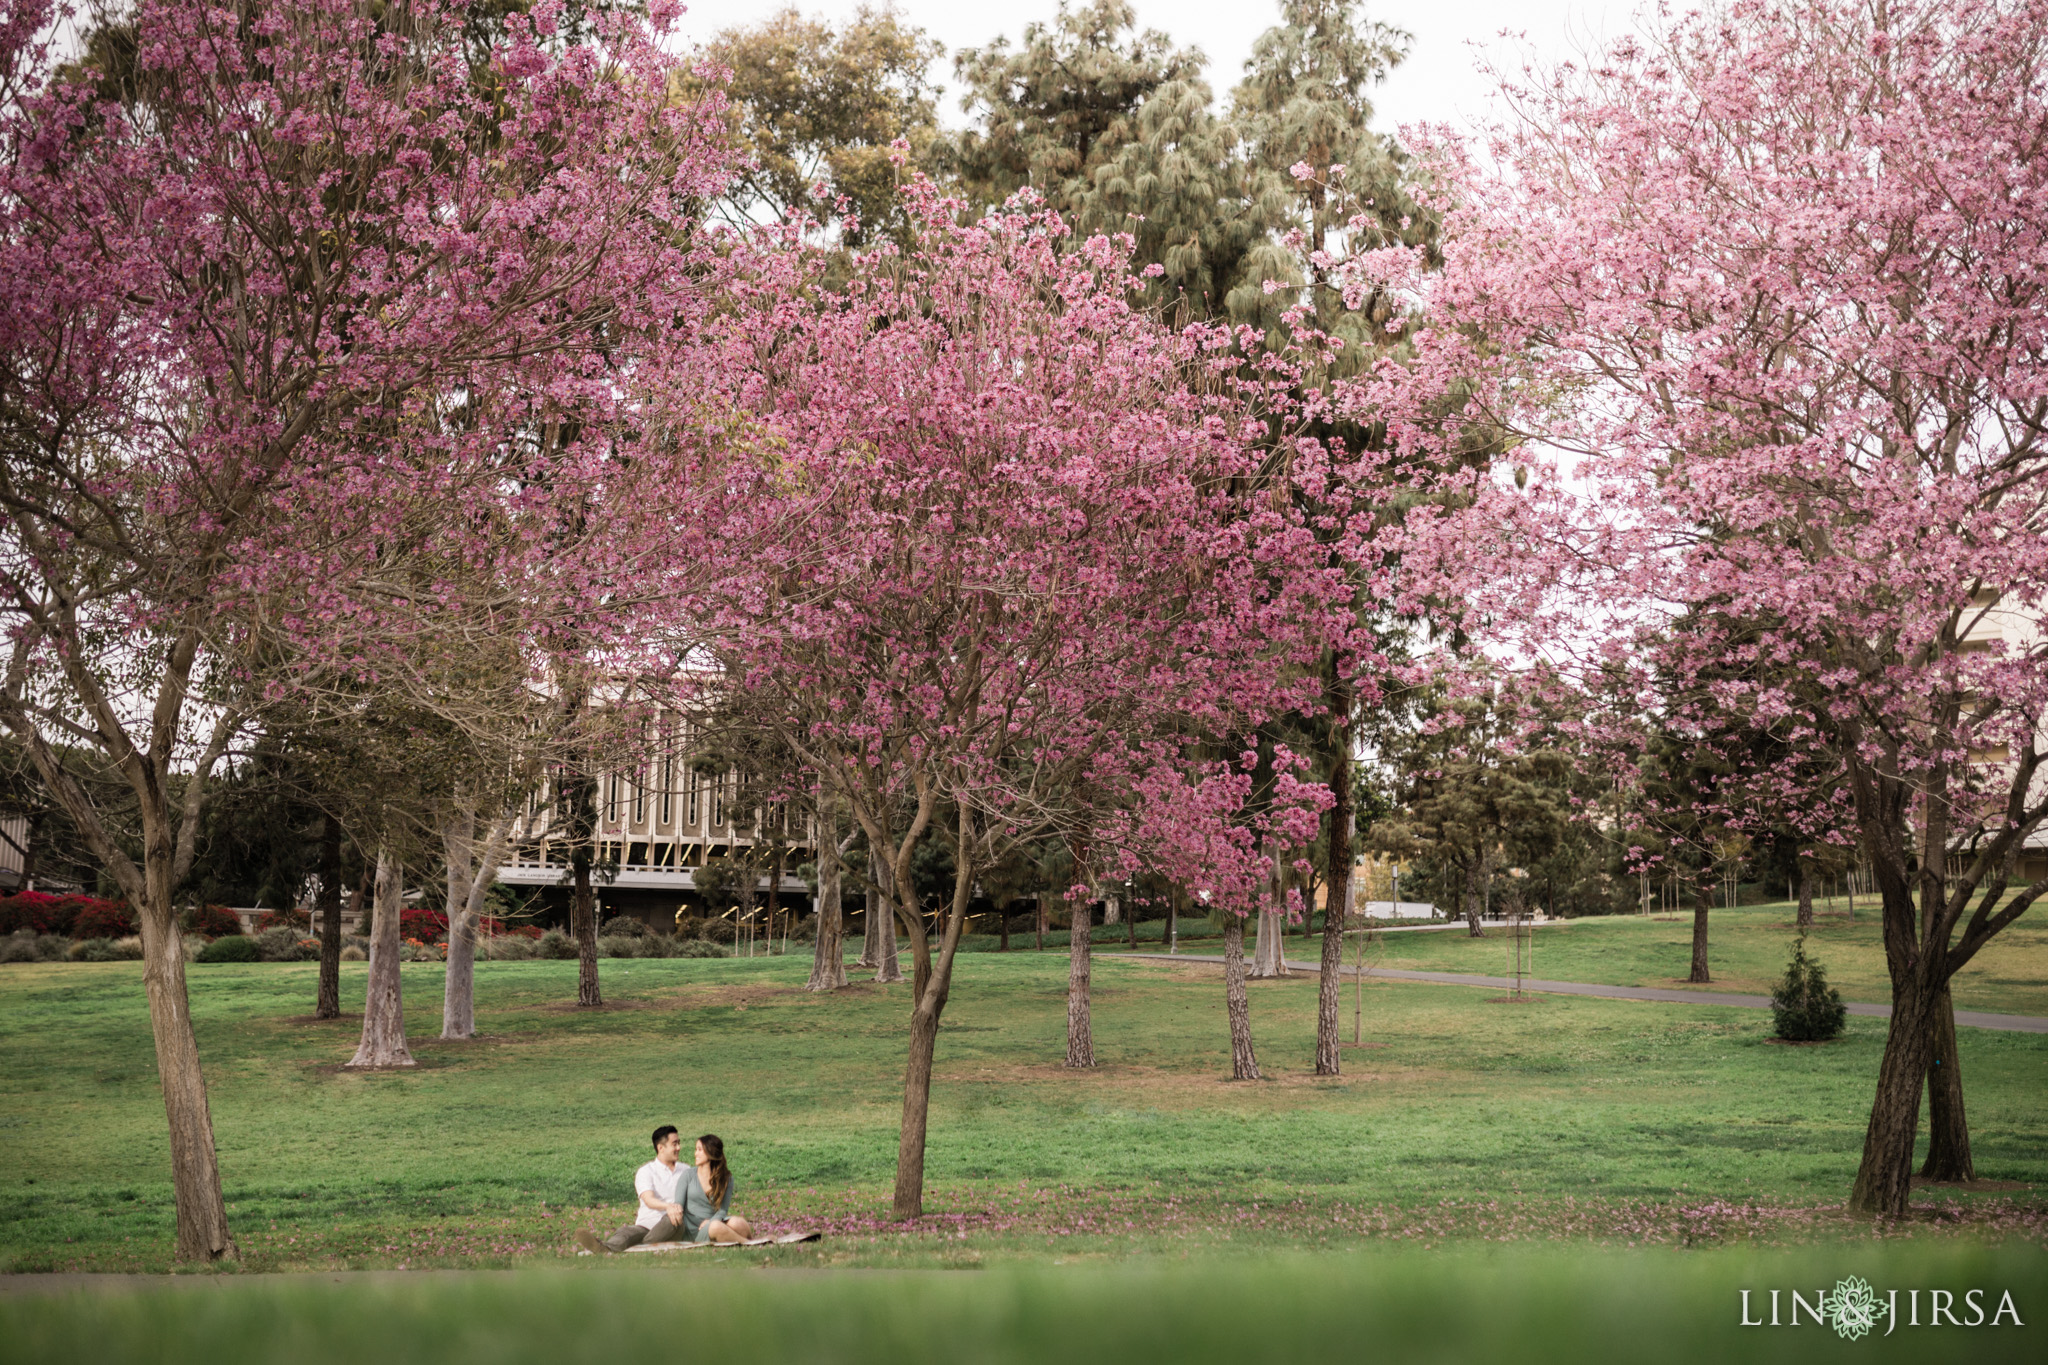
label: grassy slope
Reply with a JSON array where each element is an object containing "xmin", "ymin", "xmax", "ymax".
[
  {"xmin": 1270, "ymin": 903, "xmax": 2048, "ymax": 1016},
  {"xmin": 0, "ymin": 945, "xmax": 2042, "ymax": 1273}
]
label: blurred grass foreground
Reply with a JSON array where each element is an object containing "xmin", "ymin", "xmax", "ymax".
[{"xmin": 2, "ymin": 1243, "xmax": 2042, "ymax": 1365}]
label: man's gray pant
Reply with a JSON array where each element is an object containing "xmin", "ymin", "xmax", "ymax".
[{"xmin": 604, "ymin": 1216, "xmax": 689, "ymax": 1253}]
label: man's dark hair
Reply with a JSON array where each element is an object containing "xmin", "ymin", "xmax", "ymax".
[{"xmin": 651, "ymin": 1124, "xmax": 679, "ymax": 1150}]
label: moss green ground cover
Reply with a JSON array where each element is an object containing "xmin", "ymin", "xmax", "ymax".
[
  {"xmin": 5, "ymin": 1244, "xmax": 2044, "ymax": 1365},
  {"xmin": 0, "ymin": 932, "xmax": 2042, "ymax": 1276}
]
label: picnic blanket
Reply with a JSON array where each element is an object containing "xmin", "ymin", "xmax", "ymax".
[{"xmin": 624, "ymin": 1231, "xmax": 820, "ymax": 1253}]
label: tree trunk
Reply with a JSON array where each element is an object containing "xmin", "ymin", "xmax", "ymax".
[
  {"xmin": 348, "ymin": 847, "xmax": 415, "ymax": 1069},
  {"xmin": 1796, "ymin": 863, "xmax": 1814, "ymax": 932},
  {"xmin": 1920, "ymin": 984, "xmax": 1974, "ymax": 1182},
  {"xmin": 1066, "ymin": 891, "xmax": 1094, "ymax": 1067},
  {"xmin": 1103, "ymin": 894, "xmax": 1119, "ymax": 925},
  {"xmin": 315, "ymin": 814, "xmax": 343, "ymax": 1020},
  {"xmin": 999, "ymin": 903, "xmax": 1009, "ymax": 952},
  {"xmin": 1463, "ymin": 868, "xmax": 1485, "ymax": 937},
  {"xmin": 572, "ymin": 856, "xmax": 601, "ymax": 1005},
  {"xmin": 872, "ymin": 860, "xmax": 902, "ymax": 984},
  {"xmin": 891, "ymin": 806, "xmax": 977, "ymax": 1220},
  {"xmin": 1688, "ymin": 883, "xmax": 1711, "ymax": 983},
  {"xmin": 1223, "ymin": 913, "xmax": 1259, "ymax": 1081},
  {"xmin": 1317, "ymin": 682, "xmax": 1354, "ymax": 1077},
  {"xmin": 442, "ymin": 810, "xmax": 478, "ymax": 1041},
  {"xmin": 1252, "ymin": 853, "xmax": 1287, "ymax": 978},
  {"xmin": 562, "ymin": 767, "xmax": 602, "ymax": 1007},
  {"xmin": 1166, "ymin": 887, "xmax": 1178, "ymax": 952},
  {"xmin": 1850, "ymin": 967, "xmax": 1938, "ymax": 1217},
  {"xmin": 807, "ymin": 818, "xmax": 848, "ymax": 992},
  {"xmin": 765, "ymin": 848, "xmax": 782, "ymax": 955},
  {"xmin": 1126, "ymin": 897, "xmax": 1139, "ymax": 950},
  {"xmin": 18, "ymin": 811, "xmax": 39, "ymax": 889},
  {"xmin": 893, "ymin": 981, "xmax": 943, "ymax": 1220},
  {"xmin": 1036, "ymin": 895, "xmax": 1047, "ymax": 950},
  {"xmin": 134, "ymin": 830, "xmax": 237, "ymax": 1261},
  {"xmin": 857, "ymin": 879, "xmax": 880, "ymax": 968}
]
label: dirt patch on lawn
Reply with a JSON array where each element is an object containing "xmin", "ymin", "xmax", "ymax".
[{"xmin": 1912, "ymin": 1177, "xmax": 2034, "ymax": 1193}]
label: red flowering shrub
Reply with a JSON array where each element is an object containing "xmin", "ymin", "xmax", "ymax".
[
  {"xmin": 0, "ymin": 892, "xmax": 141, "ymax": 938},
  {"xmin": 256, "ymin": 908, "xmax": 310, "ymax": 933},
  {"xmin": 183, "ymin": 903, "xmax": 245, "ymax": 938},
  {"xmin": 0, "ymin": 891, "xmax": 81, "ymax": 936},
  {"xmin": 399, "ymin": 908, "xmax": 449, "ymax": 943},
  {"xmin": 71, "ymin": 900, "xmax": 139, "ymax": 939},
  {"xmin": 477, "ymin": 918, "xmax": 543, "ymax": 940}
]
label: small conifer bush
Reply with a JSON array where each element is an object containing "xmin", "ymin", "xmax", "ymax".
[{"xmin": 1771, "ymin": 936, "xmax": 1847, "ymax": 1041}]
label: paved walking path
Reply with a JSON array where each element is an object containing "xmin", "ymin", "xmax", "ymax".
[{"xmin": 1127, "ymin": 953, "xmax": 2048, "ymax": 1034}]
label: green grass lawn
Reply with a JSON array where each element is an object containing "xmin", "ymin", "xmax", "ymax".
[
  {"xmin": 1263, "ymin": 902, "xmax": 2048, "ymax": 1016},
  {"xmin": 4, "ymin": 1244, "xmax": 2044, "ymax": 1365},
  {"xmin": 0, "ymin": 942, "xmax": 2042, "ymax": 1276}
]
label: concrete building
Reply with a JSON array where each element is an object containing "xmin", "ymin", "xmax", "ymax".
[{"xmin": 493, "ymin": 716, "xmax": 814, "ymax": 930}]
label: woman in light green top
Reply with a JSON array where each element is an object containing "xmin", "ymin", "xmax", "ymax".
[{"xmin": 682, "ymin": 1134, "xmax": 755, "ymax": 1243}]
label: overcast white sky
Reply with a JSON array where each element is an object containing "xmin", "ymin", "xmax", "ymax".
[{"xmin": 675, "ymin": 0, "xmax": 1632, "ymax": 135}]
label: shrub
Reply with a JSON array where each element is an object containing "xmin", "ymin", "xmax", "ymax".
[
  {"xmin": 482, "ymin": 936, "xmax": 534, "ymax": 961},
  {"xmin": 598, "ymin": 934, "xmax": 642, "ymax": 959},
  {"xmin": 255, "ymin": 926, "xmax": 317, "ymax": 962},
  {"xmin": 1771, "ymin": 936, "xmax": 1848, "ymax": 1042},
  {"xmin": 536, "ymin": 929, "xmax": 579, "ymax": 960},
  {"xmin": 0, "ymin": 933, "xmax": 39, "ymax": 964},
  {"xmin": 32, "ymin": 933, "xmax": 68, "ymax": 961},
  {"xmin": 68, "ymin": 937, "xmax": 140, "ymax": 962},
  {"xmin": 197, "ymin": 934, "xmax": 260, "ymax": 963},
  {"xmin": 0, "ymin": 891, "xmax": 83, "ymax": 936},
  {"xmin": 0, "ymin": 891, "xmax": 135, "ymax": 937},
  {"xmin": 339, "ymin": 944, "xmax": 367, "ymax": 963},
  {"xmin": 399, "ymin": 908, "xmax": 449, "ymax": 943},
  {"xmin": 255, "ymin": 909, "xmax": 310, "ymax": 934},
  {"xmin": 183, "ymin": 903, "xmax": 245, "ymax": 938},
  {"xmin": 672, "ymin": 938, "xmax": 726, "ymax": 959},
  {"xmin": 599, "ymin": 916, "xmax": 648, "ymax": 938},
  {"xmin": 71, "ymin": 900, "xmax": 139, "ymax": 940},
  {"xmin": 403, "ymin": 939, "xmax": 443, "ymax": 962},
  {"xmin": 0, "ymin": 893, "xmax": 55, "ymax": 935}
]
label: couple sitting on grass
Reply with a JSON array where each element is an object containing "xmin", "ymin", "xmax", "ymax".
[{"xmin": 578, "ymin": 1127, "xmax": 754, "ymax": 1253}]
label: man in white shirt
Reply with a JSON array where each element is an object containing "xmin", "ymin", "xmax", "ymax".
[{"xmin": 577, "ymin": 1125, "xmax": 688, "ymax": 1254}]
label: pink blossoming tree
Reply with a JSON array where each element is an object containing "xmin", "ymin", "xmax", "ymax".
[
  {"xmin": 1368, "ymin": 0, "xmax": 2048, "ymax": 1218},
  {"xmin": 0, "ymin": 0, "xmax": 728, "ymax": 1259},
  {"xmin": 673, "ymin": 178, "xmax": 1345, "ymax": 1218}
]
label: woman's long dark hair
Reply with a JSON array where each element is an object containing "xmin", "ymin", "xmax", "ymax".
[{"xmin": 697, "ymin": 1133, "xmax": 730, "ymax": 1208}]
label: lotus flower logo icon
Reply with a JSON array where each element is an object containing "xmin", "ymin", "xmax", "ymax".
[{"xmin": 1827, "ymin": 1277, "xmax": 1886, "ymax": 1340}]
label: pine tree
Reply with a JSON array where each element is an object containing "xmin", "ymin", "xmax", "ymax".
[
  {"xmin": 1771, "ymin": 936, "xmax": 1848, "ymax": 1042},
  {"xmin": 950, "ymin": 0, "xmax": 1258, "ymax": 319},
  {"xmin": 1227, "ymin": 0, "xmax": 1430, "ymax": 362}
]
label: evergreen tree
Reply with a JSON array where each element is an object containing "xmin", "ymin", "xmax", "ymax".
[
  {"xmin": 950, "ymin": 0, "xmax": 1258, "ymax": 319},
  {"xmin": 1771, "ymin": 936, "xmax": 1848, "ymax": 1042},
  {"xmin": 1227, "ymin": 0, "xmax": 1431, "ymax": 361}
]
